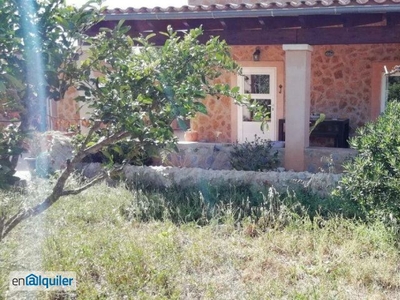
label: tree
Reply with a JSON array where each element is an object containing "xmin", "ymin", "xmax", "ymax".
[
  {"xmin": 0, "ymin": 1, "xmax": 254, "ymax": 241},
  {"xmin": 0, "ymin": 0, "xmax": 103, "ymax": 187}
]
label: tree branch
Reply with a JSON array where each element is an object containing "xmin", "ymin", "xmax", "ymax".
[
  {"xmin": 0, "ymin": 158, "xmax": 127, "ymax": 242},
  {"xmin": 78, "ymin": 120, "xmax": 101, "ymax": 153},
  {"xmin": 74, "ymin": 131, "xmax": 131, "ymax": 162},
  {"xmin": 61, "ymin": 172, "xmax": 107, "ymax": 196}
]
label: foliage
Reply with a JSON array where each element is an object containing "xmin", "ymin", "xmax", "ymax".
[
  {"xmin": 74, "ymin": 25, "xmax": 248, "ymax": 150},
  {"xmin": 339, "ymin": 101, "xmax": 400, "ymax": 220},
  {"xmin": 230, "ymin": 135, "xmax": 279, "ymax": 171},
  {"xmin": 388, "ymin": 76, "xmax": 400, "ymax": 102},
  {"xmin": 0, "ymin": 0, "xmax": 260, "ymax": 240},
  {"xmin": 0, "ymin": 125, "xmax": 25, "ymax": 188},
  {"xmin": 0, "ymin": 0, "xmax": 103, "ymax": 188},
  {"xmin": 79, "ymin": 138, "xmax": 157, "ymax": 166}
]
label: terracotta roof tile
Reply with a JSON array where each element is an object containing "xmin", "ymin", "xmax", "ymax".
[{"xmin": 102, "ymin": 0, "xmax": 400, "ymax": 15}]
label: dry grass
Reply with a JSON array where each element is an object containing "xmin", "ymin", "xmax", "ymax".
[{"xmin": 1, "ymin": 183, "xmax": 400, "ymax": 299}]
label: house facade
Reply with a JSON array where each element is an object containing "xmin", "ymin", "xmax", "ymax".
[{"xmin": 55, "ymin": 0, "xmax": 400, "ymax": 171}]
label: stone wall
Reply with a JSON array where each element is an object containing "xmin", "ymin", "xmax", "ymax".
[
  {"xmin": 311, "ymin": 44, "xmax": 400, "ymax": 135},
  {"xmin": 124, "ymin": 165, "xmax": 341, "ymax": 196},
  {"xmin": 162, "ymin": 142, "xmax": 285, "ymax": 170},
  {"xmin": 160, "ymin": 142, "xmax": 356, "ymax": 173},
  {"xmin": 190, "ymin": 72, "xmax": 233, "ymax": 143},
  {"xmin": 192, "ymin": 43, "xmax": 400, "ymax": 141},
  {"xmin": 53, "ymin": 87, "xmax": 80, "ymax": 131},
  {"xmin": 78, "ymin": 163, "xmax": 341, "ymax": 196},
  {"xmin": 55, "ymin": 42, "xmax": 400, "ymax": 142},
  {"xmin": 191, "ymin": 45, "xmax": 285, "ymax": 142},
  {"xmin": 304, "ymin": 147, "xmax": 357, "ymax": 173}
]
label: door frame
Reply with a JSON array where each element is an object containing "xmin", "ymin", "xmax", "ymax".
[
  {"xmin": 230, "ymin": 61, "xmax": 284, "ymax": 143},
  {"xmin": 237, "ymin": 66, "xmax": 277, "ymax": 143}
]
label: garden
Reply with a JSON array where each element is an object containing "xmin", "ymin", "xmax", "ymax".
[{"xmin": 1, "ymin": 0, "xmax": 400, "ymax": 299}]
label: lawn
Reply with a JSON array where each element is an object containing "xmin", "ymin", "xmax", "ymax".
[{"xmin": 1, "ymin": 182, "xmax": 400, "ymax": 299}]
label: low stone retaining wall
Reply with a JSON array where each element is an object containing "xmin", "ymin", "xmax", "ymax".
[
  {"xmin": 124, "ymin": 166, "xmax": 340, "ymax": 195},
  {"xmin": 161, "ymin": 142, "xmax": 284, "ymax": 170},
  {"xmin": 161, "ymin": 142, "xmax": 356, "ymax": 173},
  {"xmin": 78, "ymin": 163, "xmax": 342, "ymax": 196},
  {"xmin": 305, "ymin": 147, "xmax": 357, "ymax": 173}
]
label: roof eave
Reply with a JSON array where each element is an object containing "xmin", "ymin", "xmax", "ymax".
[{"xmin": 104, "ymin": 5, "xmax": 400, "ymax": 21}]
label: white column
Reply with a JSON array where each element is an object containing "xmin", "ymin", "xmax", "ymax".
[{"xmin": 282, "ymin": 44, "xmax": 313, "ymax": 171}]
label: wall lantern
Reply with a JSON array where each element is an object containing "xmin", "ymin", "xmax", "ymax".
[{"xmin": 253, "ymin": 47, "xmax": 261, "ymax": 61}]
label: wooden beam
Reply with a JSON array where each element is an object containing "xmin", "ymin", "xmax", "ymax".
[
  {"xmin": 103, "ymin": 26, "xmax": 400, "ymax": 46},
  {"xmin": 203, "ymin": 29, "xmax": 297, "ymax": 45},
  {"xmin": 386, "ymin": 13, "xmax": 400, "ymax": 27},
  {"xmin": 203, "ymin": 26, "xmax": 400, "ymax": 45},
  {"xmin": 296, "ymin": 26, "xmax": 400, "ymax": 45},
  {"xmin": 299, "ymin": 15, "xmax": 344, "ymax": 28},
  {"xmin": 342, "ymin": 14, "xmax": 384, "ymax": 27},
  {"xmin": 258, "ymin": 16, "xmax": 301, "ymax": 29},
  {"xmin": 88, "ymin": 17, "xmax": 400, "ymax": 46}
]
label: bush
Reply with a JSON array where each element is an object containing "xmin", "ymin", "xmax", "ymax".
[
  {"xmin": 339, "ymin": 101, "xmax": 400, "ymax": 219},
  {"xmin": 0, "ymin": 124, "xmax": 25, "ymax": 189},
  {"xmin": 230, "ymin": 135, "xmax": 279, "ymax": 171}
]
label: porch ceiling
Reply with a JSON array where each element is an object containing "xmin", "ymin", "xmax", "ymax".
[{"xmin": 87, "ymin": 2, "xmax": 400, "ymax": 45}]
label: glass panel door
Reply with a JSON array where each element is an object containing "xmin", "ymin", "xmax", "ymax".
[{"xmin": 238, "ymin": 67, "xmax": 276, "ymax": 142}]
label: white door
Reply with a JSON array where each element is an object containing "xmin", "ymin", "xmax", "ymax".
[{"xmin": 237, "ymin": 67, "xmax": 277, "ymax": 142}]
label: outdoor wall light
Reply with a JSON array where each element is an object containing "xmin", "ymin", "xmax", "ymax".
[
  {"xmin": 253, "ymin": 47, "xmax": 261, "ymax": 61},
  {"xmin": 325, "ymin": 50, "xmax": 334, "ymax": 57}
]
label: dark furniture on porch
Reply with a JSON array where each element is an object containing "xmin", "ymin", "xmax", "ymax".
[{"xmin": 278, "ymin": 118, "xmax": 350, "ymax": 148}]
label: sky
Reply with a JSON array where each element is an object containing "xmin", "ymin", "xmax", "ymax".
[{"xmin": 67, "ymin": 0, "xmax": 188, "ymax": 8}]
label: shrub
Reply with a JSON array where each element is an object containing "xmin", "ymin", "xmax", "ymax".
[
  {"xmin": 0, "ymin": 124, "xmax": 25, "ymax": 189},
  {"xmin": 339, "ymin": 101, "xmax": 400, "ymax": 219},
  {"xmin": 230, "ymin": 135, "xmax": 279, "ymax": 171}
]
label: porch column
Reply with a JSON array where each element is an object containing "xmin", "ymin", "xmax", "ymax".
[{"xmin": 282, "ymin": 44, "xmax": 313, "ymax": 171}]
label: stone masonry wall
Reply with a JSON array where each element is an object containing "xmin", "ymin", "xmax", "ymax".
[
  {"xmin": 54, "ymin": 87, "xmax": 80, "ymax": 131},
  {"xmin": 191, "ymin": 45, "xmax": 285, "ymax": 142},
  {"xmin": 190, "ymin": 72, "xmax": 233, "ymax": 142},
  {"xmin": 193, "ymin": 43, "xmax": 400, "ymax": 142},
  {"xmin": 124, "ymin": 165, "xmax": 341, "ymax": 197},
  {"xmin": 79, "ymin": 163, "xmax": 342, "ymax": 196},
  {"xmin": 55, "ymin": 43, "xmax": 400, "ymax": 141},
  {"xmin": 311, "ymin": 44, "xmax": 400, "ymax": 135},
  {"xmin": 160, "ymin": 142, "xmax": 356, "ymax": 173}
]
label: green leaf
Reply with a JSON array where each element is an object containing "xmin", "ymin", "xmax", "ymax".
[
  {"xmin": 177, "ymin": 118, "xmax": 188, "ymax": 131},
  {"xmin": 2, "ymin": 73, "xmax": 24, "ymax": 89},
  {"xmin": 0, "ymin": 81, "xmax": 6, "ymax": 93},
  {"xmin": 231, "ymin": 86, "xmax": 240, "ymax": 94}
]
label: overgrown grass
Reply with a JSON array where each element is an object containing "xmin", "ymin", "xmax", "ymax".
[
  {"xmin": 124, "ymin": 179, "xmax": 363, "ymax": 225},
  {"xmin": 1, "ymin": 183, "xmax": 400, "ymax": 299}
]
